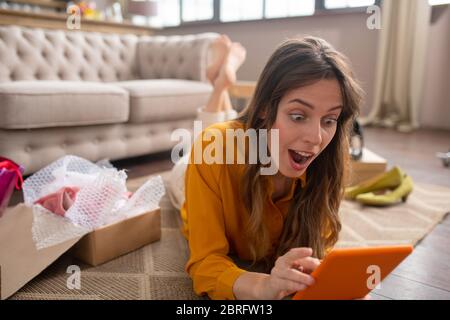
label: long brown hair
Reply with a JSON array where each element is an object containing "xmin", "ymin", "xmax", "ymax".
[{"xmin": 238, "ymin": 36, "xmax": 363, "ymax": 264}]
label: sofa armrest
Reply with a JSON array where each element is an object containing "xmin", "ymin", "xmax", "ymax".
[{"xmin": 136, "ymin": 33, "xmax": 219, "ymax": 82}]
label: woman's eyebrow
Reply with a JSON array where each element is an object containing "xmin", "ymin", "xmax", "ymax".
[{"xmin": 288, "ymin": 98, "xmax": 343, "ymax": 112}]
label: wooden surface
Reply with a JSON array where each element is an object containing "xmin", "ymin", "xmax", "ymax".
[
  {"xmin": 0, "ymin": 8, "xmax": 155, "ymax": 35},
  {"xmin": 364, "ymin": 128, "xmax": 450, "ymax": 300},
  {"xmin": 370, "ymin": 216, "xmax": 450, "ymax": 300},
  {"xmin": 8, "ymin": 0, "xmax": 66, "ymax": 9},
  {"xmin": 363, "ymin": 127, "xmax": 450, "ymax": 189},
  {"xmin": 361, "ymin": 127, "xmax": 450, "ymax": 299},
  {"xmin": 348, "ymin": 148, "xmax": 387, "ymax": 186},
  {"xmin": 229, "ymin": 81, "xmax": 256, "ymax": 99}
]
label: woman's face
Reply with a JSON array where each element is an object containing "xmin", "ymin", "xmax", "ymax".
[{"xmin": 269, "ymin": 78, "xmax": 343, "ymax": 178}]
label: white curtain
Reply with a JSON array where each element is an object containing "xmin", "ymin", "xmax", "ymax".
[{"xmin": 361, "ymin": 0, "xmax": 432, "ymax": 132}]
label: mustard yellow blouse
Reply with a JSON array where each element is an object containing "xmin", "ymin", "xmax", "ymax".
[{"xmin": 180, "ymin": 120, "xmax": 306, "ymax": 300}]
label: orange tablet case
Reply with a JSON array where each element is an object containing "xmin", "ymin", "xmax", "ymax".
[{"xmin": 292, "ymin": 245, "xmax": 413, "ymax": 300}]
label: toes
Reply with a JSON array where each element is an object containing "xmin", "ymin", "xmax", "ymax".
[{"xmin": 223, "ymin": 35, "xmax": 232, "ymax": 45}]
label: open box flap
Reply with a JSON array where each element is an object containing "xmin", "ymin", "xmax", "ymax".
[{"xmin": 0, "ymin": 204, "xmax": 82, "ymax": 300}]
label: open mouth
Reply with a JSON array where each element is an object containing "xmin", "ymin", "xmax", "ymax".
[{"xmin": 288, "ymin": 149, "xmax": 314, "ymax": 169}]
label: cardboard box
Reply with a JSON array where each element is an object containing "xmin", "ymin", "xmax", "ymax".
[
  {"xmin": 0, "ymin": 204, "xmax": 81, "ymax": 299},
  {"xmin": 72, "ymin": 209, "xmax": 161, "ymax": 266},
  {"xmin": 0, "ymin": 204, "xmax": 161, "ymax": 299},
  {"xmin": 348, "ymin": 148, "xmax": 387, "ymax": 186}
]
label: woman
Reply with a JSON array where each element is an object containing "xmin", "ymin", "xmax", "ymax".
[{"xmin": 167, "ymin": 35, "xmax": 363, "ymax": 300}]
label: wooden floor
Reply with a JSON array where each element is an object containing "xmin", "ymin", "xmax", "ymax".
[
  {"xmin": 361, "ymin": 127, "xmax": 450, "ymax": 300},
  {"xmin": 111, "ymin": 126, "xmax": 450, "ymax": 300},
  {"xmin": 9, "ymin": 126, "xmax": 450, "ymax": 300},
  {"xmin": 363, "ymin": 127, "xmax": 450, "ymax": 189}
]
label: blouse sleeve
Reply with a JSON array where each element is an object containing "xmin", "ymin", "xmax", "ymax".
[{"xmin": 183, "ymin": 135, "xmax": 246, "ymax": 300}]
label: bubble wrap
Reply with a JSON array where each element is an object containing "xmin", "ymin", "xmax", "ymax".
[
  {"xmin": 32, "ymin": 205, "xmax": 91, "ymax": 250},
  {"xmin": 24, "ymin": 155, "xmax": 165, "ymax": 250},
  {"xmin": 23, "ymin": 155, "xmax": 101, "ymax": 205},
  {"xmin": 118, "ymin": 175, "xmax": 165, "ymax": 218}
]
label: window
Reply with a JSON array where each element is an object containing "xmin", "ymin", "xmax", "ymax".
[
  {"xmin": 324, "ymin": 0, "xmax": 376, "ymax": 9},
  {"xmin": 153, "ymin": 0, "xmax": 213, "ymax": 27},
  {"xmin": 154, "ymin": 0, "xmax": 380, "ymax": 27},
  {"xmin": 265, "ymin": 0, "xmax": 315, "ymax": 18},
  {"xmin": 154, "ymin": 0, "xmax": 180, "ymax": 27},
  {"xmin": 182, "ymin": 0, "xmax": 214, "ymax": 22},
  {"xmin": 428, "ymin": 0, "xmax": 450, "ymax": 4},
  {"xmin": 220, "ymin": 0, "xmax": 263, "ymax": 22},
  {"xmin": 220, "ymin": 0, "xmax": 315, "ymax": 21}
]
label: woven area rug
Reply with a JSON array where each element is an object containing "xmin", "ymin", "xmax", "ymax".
[{"xmin": 9, "ymin": 172, "xmax": 450, "ymax": 300}]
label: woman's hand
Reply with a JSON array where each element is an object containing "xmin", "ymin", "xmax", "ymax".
[{"xmin": 261, "ymin": 247, "xmax": 320, "ymax": 300}]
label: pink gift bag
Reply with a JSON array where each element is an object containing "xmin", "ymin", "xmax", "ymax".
[{"xmin": 0, "ymin": 156, "xmax": 24, "ymax": 218}]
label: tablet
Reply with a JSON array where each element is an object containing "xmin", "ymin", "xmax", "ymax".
[{"xmin": 292, "ymin": 245, "xmax": 413, "ymax": 300}]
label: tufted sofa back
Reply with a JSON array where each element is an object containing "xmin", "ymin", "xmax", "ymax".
[
  {"xmin": 0, "ymin": 26, "xmax": 217, "ymax": 83},
  {"xmin": 136, "ymin": 34, "xmax": 217, "ymax": 82}
]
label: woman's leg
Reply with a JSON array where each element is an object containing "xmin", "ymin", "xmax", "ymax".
[
  {"xmin": 197, "ymin": 84, "xmax": 228, "ymax": 127},
  {"xmin": 199, "ymin": 42, "xmax": 246, "ymax": 126},
  {"xmin": 222, "ymin": 90, "xmax": 238, "ymax": 120},
  {"xmin": 167, "ymin": 86, "xmax": 230, "ymax": 210},
  {"xmin": 168, "ymin": 39, "xmax": 247, "ymax": 210},
  {"xmin": 206, "ymin": 35, "xmax": 231, "ymax": 86}
]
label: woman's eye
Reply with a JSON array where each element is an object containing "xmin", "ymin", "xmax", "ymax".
[
  {"xmin": 324, "ymin": 118, "xmax": 338, "ymax": 126},
  {"xmin": 290, "ymin": 114, "xmax": 305, "ymax": 122}
]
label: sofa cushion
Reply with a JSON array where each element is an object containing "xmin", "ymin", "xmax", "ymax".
[
  {"xmin": 0, "ymin": 81, "xmax": 129, "ymax": 129},
  {"xmin": 115, "ymin": 79, "xmax": 212, "ymax": 124}
]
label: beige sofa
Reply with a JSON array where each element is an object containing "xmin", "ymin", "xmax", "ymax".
[{"xmin": 0, "ymin": 26, "xmax": 217, "ymax": 174}]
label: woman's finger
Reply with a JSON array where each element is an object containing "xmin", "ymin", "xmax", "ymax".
[
  {"xmin": 276, "ymin": 278, "xmax": 308, "ymax": 295},
  {"xmin": 273, "ymin": 265, "xmax": 316, "ymax": 287},
  {"xmin": 281, "ymin": 248, "xmax": 313, "ymax": 265},
  {"xmin": 292, "ymin": 257, "xmax": 321, "ymax": 273}
]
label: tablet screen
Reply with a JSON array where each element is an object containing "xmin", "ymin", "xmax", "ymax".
[{"xmin": 293, "ymin": 245, "xmax": 413, "ymax": 300}]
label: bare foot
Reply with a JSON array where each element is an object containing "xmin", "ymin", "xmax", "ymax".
[
  {"xmin": 214, "ymin": 42, "xmax": 247, "ymax": 90},
  {"xmin": 206, "ymin": 35, "xmax": 231, "ymax": 84}
]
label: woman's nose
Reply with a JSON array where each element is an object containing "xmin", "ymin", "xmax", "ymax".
[{"xmin": 302, "ymin": 121, "xmax": 322, "ymax": 146}]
